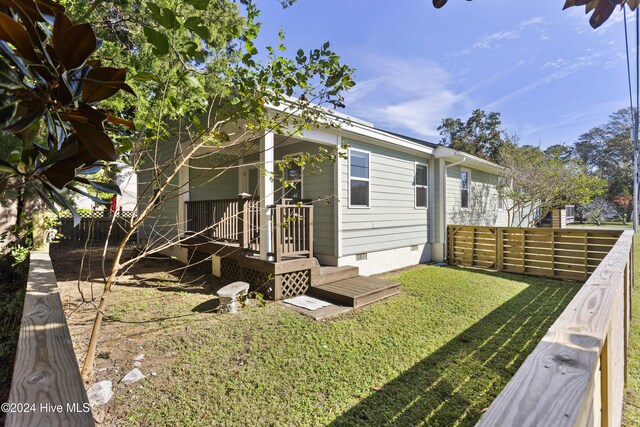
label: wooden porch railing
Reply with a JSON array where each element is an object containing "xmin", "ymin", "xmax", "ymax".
[
  {"xmin": 476, "ymin": 229, "xmax": 634, "ymax": 427},
  {"xmin": 185, "ymin": 197, "xmax": 313, "ymax": 260},
  {"xmin": 272, "ymin": 204, "xmax": 313, "ymax": 262}
]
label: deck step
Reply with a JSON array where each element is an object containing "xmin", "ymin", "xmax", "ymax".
[
  {"xmin": 308, "ymin": 276, "xmax": 400, "ymax": 309},
  {"xmin": 311, "ymin": 265, "xmax": 359, "ymax": 286}
]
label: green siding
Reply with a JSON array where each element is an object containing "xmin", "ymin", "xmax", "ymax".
[
  {"xmin": 137, "ymin": 140, "xmax": 182, "ymax": 242},
  {"xmin": 275, "ymin": 141, "xmax": 335, "ymax": 258},
  {"xmin": 189, "ymin": 153, "xmax": 239, "ymax": 200},
  {"xmin": 445, "ymin": 164, "xmax": 508, "ymax": 226},
  {"xmin": 341, "ymin": 137, "xmax": 430, "ymax": 256}
]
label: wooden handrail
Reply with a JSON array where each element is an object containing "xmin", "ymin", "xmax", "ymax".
[
  {"xmin": 185, "ymin": 197, "xmax": 313, "ymax": 260},
  {"xmin": 476, "ymin": 230, "xmax": 634, "ymax": 427},
  {"xmin": 7, "ymin": 251, "xmax": 94, "ymax": 427}
]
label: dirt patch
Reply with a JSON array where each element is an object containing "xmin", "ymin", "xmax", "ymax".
[{"xmin": 49, "ymin": 243, "xmax": 225, "ymax": 425}]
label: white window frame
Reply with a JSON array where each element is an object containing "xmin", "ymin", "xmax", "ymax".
[
  {"xmin": 281, "ymin": 152, "xmax": 304, "ymax": 200},
  {"xmin": 348, "ymin": 148, "xmax": 371, "ymax": 209},
  {"xmin": 414, "ymin": 162, "xmax": 428, "ymax": 209},
  {"xmin": 460, "ymin": 167, "xmax": 471, "ymax": 210}
]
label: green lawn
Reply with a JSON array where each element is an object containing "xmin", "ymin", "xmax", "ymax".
[
  {"xmin": 623, "ymin": 237, "xmax": 640, "ymax": 426},
  {"xmin": 100, "ymin": 264, "xmax": 581, "ymax": 426},
  {"xmin": 567, "ymin": 221, "xmax": 633, "ymax": 229}
]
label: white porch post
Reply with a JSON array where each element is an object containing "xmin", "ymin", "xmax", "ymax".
[
  {"xmin": 259, "ymin": 131, "xmax": 275, "ymax": 260},
  {"xmin": 176, "ymin": 155, "xmax": 190, "ymax": 264}
]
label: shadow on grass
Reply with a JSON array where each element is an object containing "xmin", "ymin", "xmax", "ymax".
[{"xmin": 331, "ymin": 268, "xmax": 580, "ymax": 427}]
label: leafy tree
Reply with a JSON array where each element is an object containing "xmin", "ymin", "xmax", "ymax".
[
  {"xmin": 574, "ymin": 108, "xmax": 634, "ymax": 200},
  {"xmin": 438, "ymin": 109, "xmax": 516, "ymax": 163},
  {"xmin": 498, "ymin": 144, "xmax": 606, "ymax": 226},
  {"xmin": 576, "ymin": 197, "xmax": 620, "ymax": 225},
  {"xmin": 67, "ymin": 0, "xmax": 355, "ymax": 381},
  {"xmin": 0, "ymin": 0, "xmax": 134, "ymax": 248}
]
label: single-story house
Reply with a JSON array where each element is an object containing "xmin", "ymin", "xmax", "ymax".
[{"xmin": 136, "ymin": 109, "xmax": 515, "ymax": 302}]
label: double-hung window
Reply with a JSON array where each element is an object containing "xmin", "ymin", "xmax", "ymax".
[
  {"xmin": 349, "ymin": 149, "xmax": 370, "ymax": 207},
  {"xmin": 282, "ymin": 155, "xmax": 303, "ymax": 200},
  {"xmin": 460, "ymin": 168, "xmax": 470, "ymax": 209},
  {"xmin": 415, "ymin": 163, "xmax": 428, "ymax": 208}
]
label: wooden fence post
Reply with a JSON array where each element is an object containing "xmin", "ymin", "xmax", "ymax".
[
  {"xmin": 496, "ymin": 228, "xmax": 503, "ymax": 272},
  {"xmin": 237, "ymin": 194, "xmax": 251, "ymax": 249}
]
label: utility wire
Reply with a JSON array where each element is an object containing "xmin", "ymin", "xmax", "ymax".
[{"xmin": 623, "ymin": 4, "xmax": 639, "ymax": 232}]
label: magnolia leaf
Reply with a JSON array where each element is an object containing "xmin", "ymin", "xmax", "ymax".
[
  {"xmin": 67, "ymin": 185, "xmax": 109, "ymax": 205},
  {"xmin": 0, "ymin": 100, "xmax": 18, "ymax": 128},
  {"xmin": 75, "ymin": 177, "xmax": 121, "ymax": 195},
  {"xmin": 0, "ymin": 12, "xmax": 39, "ymax": 62},
  {"xmin": 106, "ymin": 114, "xmax": 135, "ymax": 130},
  {"xmin": 590, "ymin": 0, "xmax": 616, "ymax": 28},
  {"xmin": 52, "ymin": 12, "xmax": 72, "ymax": 59},
  {"xmin": 44, "ymin": 183, "xmax": 80, "ymax": 225},
  {"xmin": 60, "ymin": 23, "xmax": 97, "ymax": 69},
  {"xmin": 71, "ymin": 119, "xmax": 117, "ymax": 161},
  {"xmin": 33, "ymin": 185, "xmax": 59, "ymax": 215},
  {"xmin": 2, "ymin": 106, "xmax": 44, "ymax": 133},
  {"xmin": 433, "ymin": 0, "xmax": 448, "ymax": 8},
  {"xmin": 143, "ymin": 26, "xmax": 169, "ymax": 55},
  {"xmin": 82, "ymin": 67, "xmax": 135, "ymax": 103}
]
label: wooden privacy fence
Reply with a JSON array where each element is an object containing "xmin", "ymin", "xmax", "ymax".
[
  {"xmin": 477, "ymin": 229, "xmax": 634, "ymax": 427},
  {"xmin": 58, "ymin": 210, "xmax": 135, "ymax": 244},
  {"xmin": 7, "ymin": 251, "xmax": 94, "ymax": 426},
  {"xmin": 448, "ymin": 225, "xmax": 623, "ymax": 281}
]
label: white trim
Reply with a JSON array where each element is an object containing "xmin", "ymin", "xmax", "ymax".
[
  {"xmin": 280, "ymin": 151, "xmax": 304, "ymax": 200},
  {"xmin": 347, "ymin": 147, "xmax": 371, "ymax": 209},
  {"xmin": 335, "ymin": 145, "xmax": 343, "ymax": 258},
  {"xmin": 259, "ymin": 132, "xmax": 275, "ymax": 261},
  {"xmin": 414, "ymin": 162, "xmax": 428, "ymax": 210},
  {"xmin": 460, "ymin": 167, "xmax": 471, "ymax": 210}
]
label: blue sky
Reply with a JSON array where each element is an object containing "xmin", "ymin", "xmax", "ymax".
[{"xmin": 254, "ymin": 0, "xmax": 633, "ymax": 148}]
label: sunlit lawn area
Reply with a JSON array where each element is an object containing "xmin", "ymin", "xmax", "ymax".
[
  {"xmin": 61, "ymin": 252, "xmax": 584, "ymax": 426},
  {"xmin": 567, "ymin": 221, "xmax": 633, "ymax": 229}
]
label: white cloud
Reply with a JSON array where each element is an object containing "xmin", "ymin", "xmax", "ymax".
[
  {"xmin": 485, "ymin": 51, "xmax": 605, "ymax": 109},
  {"xmin": 344, "ymin": 55, "xmax": 465, "ymax": 139},
  {"xmin": 519, "ymin": 17, "xmax": 544, "ymax": 29},
  {"xmin": 459, "ymin": 31, "xmax": 520, "ymax": 55}
]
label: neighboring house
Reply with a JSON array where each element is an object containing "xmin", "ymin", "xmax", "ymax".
[
  {"xmin": 537, "ymin": 205, "xmax": 576, "ymax": 229},
  {"xmin": 136, "ymin": 111, "xmax": 510, "ymax": 300}
]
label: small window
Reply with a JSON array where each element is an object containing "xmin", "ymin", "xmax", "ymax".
[
  {"xmin": 415, "ymin": 163, "xmax": 428, "ymax": 208},
  {"xmin": 498, "ymin": 197, "xmax": 505, "ymax": 211},
  {"xmin": 283, "ymin": 156, "xmax": 303, "ymax": 200},
  {"xmin": 349, "ymin": 149, "xmax": 370, "ymax": 207},
  {"xmin": 460, "ymin": 169, "xmax": 470, "ymax": 209}
]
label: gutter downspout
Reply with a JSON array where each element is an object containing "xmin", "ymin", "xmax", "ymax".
[{"xmin": 441, "ymin": 155, "xmax": 466, "ymax": 263}]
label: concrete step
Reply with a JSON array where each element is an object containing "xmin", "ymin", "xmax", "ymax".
[{"xmin": 311, "ymin": 265, "xmax": 359, "ymax": 286}]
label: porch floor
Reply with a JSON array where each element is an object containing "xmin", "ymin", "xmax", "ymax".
[{"xmin": 308, "ymin": 276, "xmax": 401, "ymax": 309}]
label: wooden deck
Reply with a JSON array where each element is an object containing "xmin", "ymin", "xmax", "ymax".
[{"xmin": 308, "ymin": 276, "xmax": 400, "ymax": 309}]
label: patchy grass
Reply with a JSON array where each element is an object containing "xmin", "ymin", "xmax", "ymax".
[
  {"xmin": 52, "ymin": 244, "xmax": 582, "ymax": 427},
  {"xmin": 623, "ymin": 236, "xmax": 640, "ymax": 426}
]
